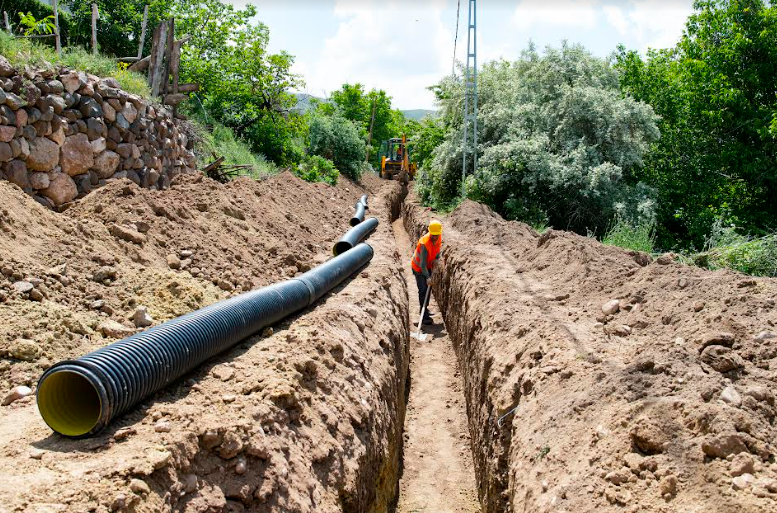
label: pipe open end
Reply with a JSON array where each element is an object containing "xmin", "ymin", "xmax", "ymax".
[
  {"xmin": 350, "ymin": 218, "xmax": 360, "ymax": 227},
  {"xmin": 333, "ymin": 241, "xmax": 352, "ymax": 256},
  {"xmin": 37, "ymin": 370, "xmax": 102, "ymax": 437}
]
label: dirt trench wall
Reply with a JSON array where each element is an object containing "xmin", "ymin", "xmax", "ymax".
[
  {"xmin": 403, "ymin": 197, "xmax": 512, "ymax": 512},
  {"xmin": 0, "ymin": 179, "xmax": 410, "ymax": 513},
  {"xmin": 403, "ymin": 194, "xmax": 777, "ymax": 513},
  {"xmin": 0, "ymin": 59, "xmax": 197, "ymax": 208}
]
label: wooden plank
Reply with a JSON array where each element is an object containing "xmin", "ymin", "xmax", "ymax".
[
  {"xmin": 137, "ymin": 5, "xmax": 148, "ymax": 60},
  {"xmin": 149, "ymin": 21, "xmax": 169, "ymax": 96},
  {"xmin": 170, "ymin": 39, "xmax": 184, "ymax": 94},
  {"xmin": 53, "ymin": 0, "xmax": 61, "ymax": 56},
  {"xmin": 163, "ymin": 93, "xmax": 187, "ymax": 105},
  {"xmin": 201, "ymin": 156, "xmax": 225, "ymax": 174},
  {"xmin": 91, "ymin": 4, "xmax": 98, "ymax": 54},
  {"xmin": 128, "ymin": 55, "xmax": 150, "ymax": 71},
  {"xmin": 161, "ymin": 17, "xmax": 175, "ymax": 96},
  {"xmin": 147, "ymin": 23, "xmax": 161, "ymax": 88},
  {"xmin": 177, "ymin": 83, "xmax": 199, "ymax": 93}
]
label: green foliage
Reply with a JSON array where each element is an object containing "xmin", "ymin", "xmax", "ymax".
[
  {"xmin": 615, "ymin": 0, "xmax": 777, "ymax": 248},
  {"xmin": 0, "ymin": 32, "xmax": 150, "ymax": 97},
  {"xmin": 0, "ymin": 0, "xmax": 72, "ymax": 43},
  {"xmin": 18, "ymin": 11, "xmax": 55, "ymax": 35},
  {"xmin": 293, "ymin": 155, "xmax": 339, "ymax": 186},
  {"xmin": 324, "ymin": 83, "xmax": 407, "ymax": 167},
  {"xmin": 602, "ymin": 218, "xmax": 656, "ymax": 253},
  {"xmin": 63, "ymin": 0, "xmax": 169, "ymax": 56},
  {"xmin": 693, "ymin": 220, "xmax": 777, "ymax": 276},
  {"xmin": 423, "ymin": 43, "xmax": 660, "ymax": 235},
  {"xmin": 174, "ymin": 0, "xmax": 305, "ymax": 167},
  {"xmin": 308, "ymin": 114, "xmax": 366, "ymax": 180}
]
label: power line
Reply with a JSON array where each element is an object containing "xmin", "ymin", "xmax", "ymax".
[{"xmin": 452, "ymin": 0, "xmax": 461, "ymax": 76}]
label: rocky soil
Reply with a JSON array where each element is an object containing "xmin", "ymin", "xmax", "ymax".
[
  {"xmin": 405, "ymin": 196, "xmax": 777, "ymax": 513},
  {"xmin": 0, "ymin": 171, "xmax": 409, "ymax": 512},
  {"xmin": 0, "ymin": 56, "xmax": 197, "ymax": 208}
]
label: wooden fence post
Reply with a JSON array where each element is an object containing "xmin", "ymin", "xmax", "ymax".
[
  {"xmin": 137, "ymin": 5, "xmax": 148, "ymax": 60},
  {"xmin": 53, "ymin": 0, "xmax": 62, "ymax": 56},
  {"xmin": 3, "ymin": 11, "xmax": 10, "ymax": 34},
  {"xmin": 91, "ymin": 4, "xmax": 98, "ymax": 55}
]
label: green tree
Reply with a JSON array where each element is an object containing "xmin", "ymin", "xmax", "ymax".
[
  {"xmin": 308, "ymin": 114, "xmax": 366, "ymax": 180},
  {"xmin": 174, "ymin": 0, "xmax": 305, "ymax": 165},
  {"xmin": 325, "ymin": 84, "xmax": 406, "ymax": 166},
  {"xmin": 616, "ymin": 0, "xmax": 777, "ymax": 247},
  {"xmin": 423, "ymin": 43, "xmax": 660, "ymax": 233},
  {"xmin": 64, "ymin": 0, "xmax": 169, "ymax": 56}
]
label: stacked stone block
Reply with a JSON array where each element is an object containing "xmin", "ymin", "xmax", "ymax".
[{"xmin": 0, "ymin": 56, "xmax": 197, "ymax": 207}]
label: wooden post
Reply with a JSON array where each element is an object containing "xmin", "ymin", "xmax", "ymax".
[
  {"xmin": 162, "ymin": 17, "xmax": 175, "ymax": 96},
  {"xmin": 148, "ymin": 19, "xmax": 170, "ymax": 97},
  {"xmin": 91, "ymin": 4, "xmax": 98, "ymax": 54},
  {"xmin": 366, "ymin": 99, "xmax": 377, "ymax": 162},
  {"xmin": 137, "ymin": 5, "xmax": 148, "ymax": 60},
  {"xmin": 3, "ymin": 11, "xmax": 10, "ymax": 34},
  {"xmin": 53, "ymin": 0, "xmax": 61, "ymax": 56}
]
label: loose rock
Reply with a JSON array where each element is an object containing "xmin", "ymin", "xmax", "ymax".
[{"xmin": 2, "ymin": 385, "xmax": 33, "ymax": 406}]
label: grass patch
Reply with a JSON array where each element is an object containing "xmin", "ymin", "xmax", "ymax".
[
  {"xmin": 0, "ymin": 31, "xmax": 150, "ymax": 97},
  {"xmin": 191, "ymin": 118, "xmax": 278, "ymax": 180},
  {"xmin": 602, "ymin": 218, "xmax": 656, "ymax": 253},
  {"xmin": 293, "ymin": 155, "xmax": 339, "ymax": 186},
  {"xmin": 692, "ymin": 222, "xmax": 777, "ymax": 277}
]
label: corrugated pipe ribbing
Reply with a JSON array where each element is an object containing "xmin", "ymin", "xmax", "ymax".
[
  {"xmin": 333, "ymin": 217, "xmax": 378, "ymax": 256},
  {"xmin": 36, "ymin": 243, "xmax": 374, "ymax": 438}
]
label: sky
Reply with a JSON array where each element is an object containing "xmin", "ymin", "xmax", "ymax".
[{"xmin": 226, "ymin": 0, "xmax": 695, "ymax": 110}]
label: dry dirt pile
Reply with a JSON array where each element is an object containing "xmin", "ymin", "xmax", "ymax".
[
  {"xmin": 405, "ymin": 197, "xmax": 777, "ymax": 513},
  {"xmin": 0, "ymin": 172, "xmax": 410, "ymax": 512}
]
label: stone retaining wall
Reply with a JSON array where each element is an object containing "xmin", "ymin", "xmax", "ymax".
[{"xmin": 0, "ymin": 56, "xmax": 197, "ymax": 208}]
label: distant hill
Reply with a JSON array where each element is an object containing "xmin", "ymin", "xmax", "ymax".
[
  {"xmin": 293, "ymin": 93, "xmax": 436, "ymax": 120},
  {"xmin": 293, "ymin": 93, "xmax": 327, "ymax": 114},
  {"xmin": 401, "ymin": 109, "xmax": 437, "ymax": 121}
]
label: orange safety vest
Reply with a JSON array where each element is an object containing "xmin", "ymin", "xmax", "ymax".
[{"xmin": 411, "ymin": 233, "xmax": 441, "ymax": 273}]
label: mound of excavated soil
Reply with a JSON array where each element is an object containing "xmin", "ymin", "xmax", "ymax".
[
  {"xmin": 0, "ymin": 171, "xmax": 410, "ymax": 512},
  {"xmin": 405, "ymin": 197, "xmax": 777, "ymax": 513}
]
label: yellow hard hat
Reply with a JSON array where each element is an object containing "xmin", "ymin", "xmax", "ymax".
[{"xmin": 429, "ymin": 220, "xmax": 442, "ymax": 235}]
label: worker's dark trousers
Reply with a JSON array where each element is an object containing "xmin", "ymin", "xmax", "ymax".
[{"xmin": 413, "ymin": 271, "xmax": 432, "ymax": 319}]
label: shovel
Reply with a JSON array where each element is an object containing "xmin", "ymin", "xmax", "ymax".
[{"xmin": 412, "ymin": 286, "xmax": 432, "ymax": 341}]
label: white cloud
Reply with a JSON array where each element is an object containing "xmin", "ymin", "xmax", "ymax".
[
  {"xmin": 603, "ymin": 5, "xmax": 629, "ymax": 35},
  {"xmin": 512, "ymin": 0, "xmax": 600, "ymax": 30},
  {"xmin": 297, "ymin": 0, "xmax": 452, "ymax": 109},
  {"xmin": 603, "ymin": 1, "xmax": 693, "ymax": 52}
]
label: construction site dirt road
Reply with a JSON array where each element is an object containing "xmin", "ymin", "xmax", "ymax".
[{"xmin": 0, "ymin": 171, "xmax": 775, "ymax": 512}]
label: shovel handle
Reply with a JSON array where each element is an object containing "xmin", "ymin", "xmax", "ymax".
[{"xmin": 417, "ymin": 286, "xmax": 431, "ymax": 334}]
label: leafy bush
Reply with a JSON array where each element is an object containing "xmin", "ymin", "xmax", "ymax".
[
  {"xmin": 0, "ymin": 32, "xmax": 150, "ymax": 97},
  {"xmin": 602, "ymin": 218, "xmax": 656, "ymax": 253},
  {"xmin": 308, "ymin": 114, "xmax": 366, "ymax": 180},
  {"xmin": 615, "ymin": 0, "xmax": 777, "ymax": 249},
  {"xmin": 293, "ymin": 155, "xmax": 339, "ymax": 186},
  {"xmin": 423, "ymin": 43, "xmax": 660, "ymax": 236},
  {"xmin": 693, "ymin": 221, "xmax": 777, "ymax": 277}
]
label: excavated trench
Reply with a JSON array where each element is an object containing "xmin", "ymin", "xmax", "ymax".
[{"xmin": 8, "ymin": 176, "xmax": 775, "ymax": 512}]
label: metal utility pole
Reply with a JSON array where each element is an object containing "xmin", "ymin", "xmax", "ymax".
[{"xmin": 461, "ymin": 0, "xmax": 477, "ymax": 197}]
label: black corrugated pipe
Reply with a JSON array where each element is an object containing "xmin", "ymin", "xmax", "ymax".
[
  {"xmin": 36, "ymin": 243, "xmax": 374, "ymax": 438},
  {"xmin": 350, "ymin": 201, "xmax": 366, "ymax": 226},
  {"xmin": 333, "ymin": 217, "xmax": 378, "ymax": 256}
]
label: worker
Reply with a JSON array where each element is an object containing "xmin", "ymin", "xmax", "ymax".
[{"xmin": 411, "ymin": 220, "xmax": 442, "ymax": 325}]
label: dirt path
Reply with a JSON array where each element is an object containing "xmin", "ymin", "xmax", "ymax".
[{"xmin": 393, "ymin": 218, "xmax": 481, "ymax": 513}]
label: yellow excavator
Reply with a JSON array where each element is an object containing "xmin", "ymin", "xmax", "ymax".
[{"xmin": 380, "ymin": 134, "xmax": 417, "ymax": 183}]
